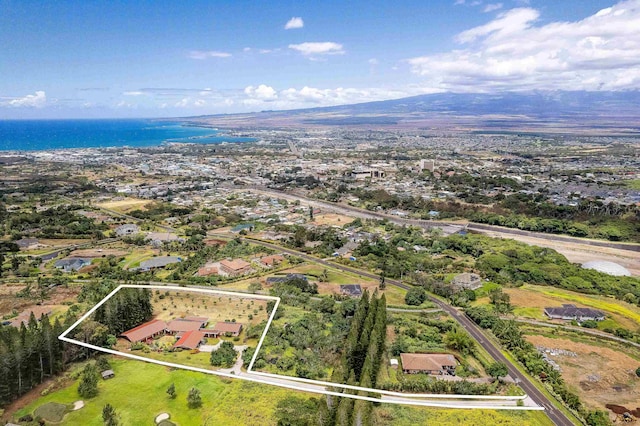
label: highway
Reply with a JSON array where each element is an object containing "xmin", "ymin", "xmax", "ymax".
[
  {"xmin": 231, "ymin": 235, "xmax": 578, "ymax": 426},
  {"xmin": 242, "ymin": 186, "xmax": 640, "ymax": 253}
]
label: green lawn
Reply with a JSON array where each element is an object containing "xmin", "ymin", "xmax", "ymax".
[
  {"xmin": 376, "ymin": 405, "xmax": 554, "ymax": 426},
  {"xmin": 15, "ymin": 358, "xmax": 304, "ymax": 426}
]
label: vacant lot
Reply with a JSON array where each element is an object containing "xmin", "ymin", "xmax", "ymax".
[
  {"xmin": 97, "ymin": 198, "xmax": 151, "ymax": 213},
  {"xmin": 69, "ymin": 248, "xmax": 129, "ymax": 258},
  {"xmin": 526, "ymin": 334, "xmax": 640, "ymax": 411},
  {"xmin": 0, "ymin": 284, "xmax": 81, "ymax": 320},
  {"xmin": 310, "ymin": 212, "xmax": 354, "ymax": 227}
]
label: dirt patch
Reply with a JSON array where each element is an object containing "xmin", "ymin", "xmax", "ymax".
[
  {"xmin": 526, "ymin": 335, "xmax": 640, "ymax": 410},
  {"xmin": 69, "ymin": 248, "xmax": 128, "ymax": 258},
  {"xmin": 97, "ymin": 198, "xmax": 151, "ymax": 213},
  {"xmin": 0, "ymin": 285, "xmax": 81, "ymax": 318},
  {"xmin": 310, "ymin": 213, "xmax": 355, "ymax": 227}
]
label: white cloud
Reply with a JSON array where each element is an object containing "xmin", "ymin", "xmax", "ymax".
[
  {"xmin": 284, "ymin": 17, "xmax": 304, "ymax": 29},
  {"xmin": 244, "ymin": 84, "xmax": 278, "ymax": 100},
  {"xmin": 483, "ymin": 3, "xmax": 503, "ymax": 12},
  {"xmin": 123, "ymin": 91, "xmax": 145, "ymax": 96},
  {"xmin": 407, "ymin": 0, "xmax": 640, "ymax": 92},
  {"xmin": 188, "ymin": 50, "xmax": 232, "ymax": 59},
  {"xmin": 288, "ymin": 42, "xmax": 345, "ymax": 58},
  {"xmin": 368, "ymin": 58, "xmax": 379, "ymax": 65},
  {"xmin": 3, "ymin": 91, "xmax": 47, "ymax": 108}
]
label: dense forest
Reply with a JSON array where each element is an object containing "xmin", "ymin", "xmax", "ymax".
[{"xmin": 0, "ymin": 313, "xmax": 71, "ymax": 407}]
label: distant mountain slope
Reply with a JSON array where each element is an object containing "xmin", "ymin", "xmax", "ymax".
[{"xmin": 187, "ymin": 91, "xmax": 640, "ymax": 134}]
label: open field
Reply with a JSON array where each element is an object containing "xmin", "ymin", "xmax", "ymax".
[
  {"xmin": 119, "ymin": 248, "xmax": 159, "ymax": 269},
  {"xmin": 7, "ymin": 357, "xmax": 554, "ymax": 426},
  {"xmin": 376, "ymin": 404, "xmax": 554, "ymax": 426},
  {"xmin": 0, "ymin": 284, "xmax": 81, "ymax": 319},
  {"xmin": 476, "ymin": 284, "xmax": 640, "ymax": 331},
  {"xmin": 310, "ymin": 212, "xmax": 355, "ymax": 226},
  {"xmin": 525, "ymin": 334, "xmax": 640, "ymax": 411},
  {"xmin": 520, "ymin": 285, "xmax": 640, "ymax": 329},
  {"xmin": 479, "ymin": 231, "xmax": 640, "ymax": 276},
  {"xmin": 12, "ymin": 358, "xmax": 304, "ymax": 426},
  {"xmin": 96, "ymin": 198, "xmax": 151, "ymax": 213},
  {"xmin": 69, "ymin": 248, "xmax": 129, "ymax": 258}
]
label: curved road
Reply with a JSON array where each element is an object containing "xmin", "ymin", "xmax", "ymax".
[{"xmin": 233, "ymin": 235, "xmax": 577, "ymax": 426}]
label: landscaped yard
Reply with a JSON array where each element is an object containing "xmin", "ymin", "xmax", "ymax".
[{"xmin": 15, "ymin": 358, "xmax": 303, "ymax": 425}]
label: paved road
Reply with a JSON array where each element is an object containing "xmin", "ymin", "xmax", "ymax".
[
  {"xmin": 243, "ymin": 186, "xmax": 640, "ymax": 253},
  {"xmin": 230, "ymin": 235, "xmax": 577, "ymax": 425}
]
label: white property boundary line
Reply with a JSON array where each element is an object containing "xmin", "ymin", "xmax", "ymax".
[{"xmin": 59, "ymin": 285, "xmax": 542, "ymax": 410}]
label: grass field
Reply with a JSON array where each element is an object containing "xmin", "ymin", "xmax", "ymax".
[
  {"xmin": 517, "ymin": 285, "xmax": 640, "ymax": 330},
  {"xmin": 96, "ymin": 198, "xmax": 151, "ymax": 213},
  {"xmin": 119, "ymin": 248, "xmax": 159, "ymax": 269},
  {"xmin": 33, "ymin": 401, "xmax": 70, "ymax": 422},
  {"xmin": 375, "ymin": 404, "xmax": 554, "ymax": 426},
  {"xmin": 15, "ymin": 358, "xmax": 303, "ymax": 425},
  {"xmin": 624, "ymin": 179, "xmax": 640, "ymax": 190},
  {"xmin": 13, "ymin": 357, "xmax": 555, "ymax": 426}
]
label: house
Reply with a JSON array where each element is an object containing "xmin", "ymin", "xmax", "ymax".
[
  {"xmin": 54, "ymin": 258, "xmax": 92, "ymax": 273},
  {"xmin": 260, "ymin": 254, "xmax": 285, "ymax": 267},
  {"xmin": 451, "ymin": 273, "xmax": 482, "ymax": 291},
  {"xmin": 120, "ymin": 319, "xmax": 167, "ymax": 342},
  {"xmin": 219, "ymin": 258, "xmax": 252, "ymax": 277},
  {"xmin": 400, "ymin": 353, "xmax": 457, "ymax": 375},
  {"xmin": 544, "ymin": 304, "xmax": 605, "ymax": 321},
  {"xmin": 266, "ymin": 273, "xmax": 307, "ymax": 285},
  {"xmin": 173, "ymin": 330, "xmax": 206, "ymax": 350},
  {"xmin": 115, "ymin": 223, "xmax": 139, "ymax": 237},
  {"xmin": 7, "ymin": 307, "xmax": 53, "ymax": 328},
  {"xmin": 197, "ymin": 264, "xmax": 219, "ymax": 277},
  {"xmin": 166, "ymin": 319, "xmax": 205, "ymax": 335},
  {"xmin": 203, "ymin": 321, "xmax": 243, "ymax": 337},
  {"xmin": 145, "ymin": 232, "xmax": 185, "ymax": 247},
  {"xmin": 16, "ymin": 238, "xmax": 41, "ymax": 250},
  {"xmin": 101, "ymin": 369, "xmax": 115, "ymax": 379},
  {"xmin": 231, "ymin": 223, "xmax": 254, "ymax": 233},
  {"xmin": 340, "ymin": 284, "xmax": 363, "ymax": 297},
  {"xmin": 137, "ymin": 256, "xmax": 182, "ymax": 271}
]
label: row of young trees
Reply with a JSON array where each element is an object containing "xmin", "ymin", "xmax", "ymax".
[{"xmin": 0, "ymin": 313, "xmax": 70, "ymax": 406}]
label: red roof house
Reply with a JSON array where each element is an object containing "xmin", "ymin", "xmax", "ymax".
[
  {"xmin": 120, "ymin": 319, "xmax": 167, "ymax": 342},
  {"xmin": 173, "ymin": 330, "xmax": 205, "ymax": 350}
]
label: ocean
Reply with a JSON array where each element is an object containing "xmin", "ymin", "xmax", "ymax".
[{"xmin": 0, "ymin": 119, "xmax": 255, "ymax": 151}]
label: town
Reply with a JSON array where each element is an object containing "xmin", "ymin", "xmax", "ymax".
[{"xmin": 0, "ymin": 127, "xmax": 639, "ymax": 426}]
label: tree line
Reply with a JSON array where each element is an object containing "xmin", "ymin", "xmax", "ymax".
[{"xmin": 0, "ymin": 313, "xmax": 70, "ymax": 407}]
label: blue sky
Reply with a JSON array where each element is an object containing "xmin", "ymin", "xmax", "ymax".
[{"xmin": 1, "ymin": 0, "xmax": 637, "ymax": 118}]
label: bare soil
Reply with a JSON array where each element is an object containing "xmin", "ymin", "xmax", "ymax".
[
  {"xmin": 310, "ymin": 213, "xmax": 355, "ymax": 227},
  {"xmin": 526, "ymin": 335, "xmax": 640, "ymax": 411},
  {"xmin": 0, "ymin": 285, "xmax": 81, "ymax": 318}
]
